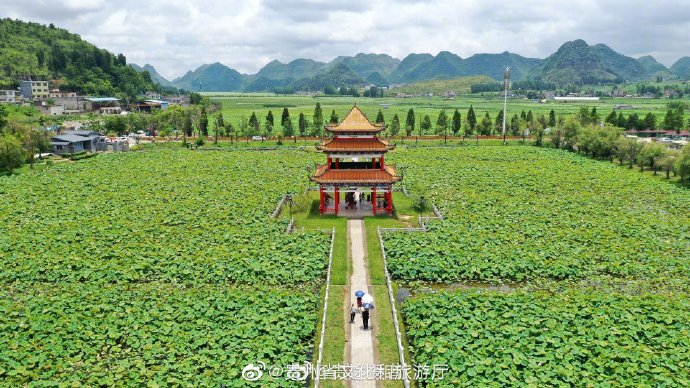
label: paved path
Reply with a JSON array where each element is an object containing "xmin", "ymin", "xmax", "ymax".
[{"xmin": 348, "ymin": 219, "xmax": 377, "ymax": 387}]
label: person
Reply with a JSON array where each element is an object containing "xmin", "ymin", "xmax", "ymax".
[
  {"xmin": 362, "ymin": 308, "xmax": 370, "ymax": 329},
  {"xmin": 356, "ymin": 296, "xmax": 362, "ymax": 309},
  {"xmin": 350, "ymin": 304, "xmax": 357, "ymax": 323}
]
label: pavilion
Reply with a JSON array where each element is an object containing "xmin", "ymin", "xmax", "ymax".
[{"xmin": 310, "ymin": 105, "xmax": 401, "ymax": 216}]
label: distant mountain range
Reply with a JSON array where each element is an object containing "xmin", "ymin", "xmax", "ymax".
[{"xmin": 131, "ymin": 39, "xmax": 690, "ymax": 92}]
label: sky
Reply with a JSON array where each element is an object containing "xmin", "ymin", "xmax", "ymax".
[{"xmin": 3, "ymin": 0, "xmax": 690, "ymax": 80}]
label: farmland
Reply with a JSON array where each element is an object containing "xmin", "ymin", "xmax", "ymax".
[
  {"xmin": 385, "ymin": 147, "xmax": 690, "ymax": 284},
  {"xmin": 0, "ymin": 148, "xmax": 329, "ymax": 385},
  {"xmin": 380, "ymin": 146, "xmax": 690, "ymax": 386}
]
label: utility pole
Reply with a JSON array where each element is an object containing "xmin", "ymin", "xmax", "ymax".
[{"xmin": 502, "ymin": 66, "xmax": 511, "ymax": 145}]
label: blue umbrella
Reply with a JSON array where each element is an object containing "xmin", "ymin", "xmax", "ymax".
[
  {"xmin": 363, "ymin": 303, "xmax": 375, "ymax": 309},
  {"xmin": 355, "ymin": 290, "xmax": 365, "ymax": 298}
]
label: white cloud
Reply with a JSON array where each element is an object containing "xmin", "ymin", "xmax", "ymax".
[{"xmin": 2, "ymin": 0, "xmax": 689, "ymax": 79}]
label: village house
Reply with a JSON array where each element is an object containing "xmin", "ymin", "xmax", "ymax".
[
  {"xmin": 19, "ymin": 80, "xmax": 50, "ymax": 99},
  {"xmin": 0, "ymin": 89, "xmax": 17, "ymax": 103},
  {"xmin": 50, "ymin": 130, "xmax": 108, "ymax": 155}
]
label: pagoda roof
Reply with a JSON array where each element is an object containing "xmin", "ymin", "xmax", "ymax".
[
  {"xmin": 318, "ymin": 137, "xmax": 394, "ymax": 152},
  {"xmin": 311, "ymin": 165, "xmax": 400, "ymax": 184},
  {"xmin": 326, "ymin": 105, "xmax": 385, "ymax": 133}
]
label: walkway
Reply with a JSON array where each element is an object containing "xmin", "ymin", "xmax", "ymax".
[{"xmin": 348, "ymin": 219, "xmax": 377, "ymax": 387}]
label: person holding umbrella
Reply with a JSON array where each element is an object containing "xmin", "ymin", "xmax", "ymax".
[{"xmin": 355, "ymin": 290, "xmax": 365, "ymax": 310}]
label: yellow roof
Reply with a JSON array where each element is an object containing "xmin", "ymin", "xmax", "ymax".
[{"xmin": 326, "ymin": 105, "xmax": 384, "ymax": 132}]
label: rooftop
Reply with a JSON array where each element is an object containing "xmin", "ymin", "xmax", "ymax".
[
  {"xmin": 326, "ymin": 105, "xmax": 384, "ymax": 133},
  {"xmin": 311, "ymin": 165, "xmax": 400, "ymax": 184},
  {"xmin": 319, "ymin": 137, "xmax": 394, "ymax": 152},
  {"xmin": 84, "ymin": 97, "xmax": 120, "ymax": 102}
]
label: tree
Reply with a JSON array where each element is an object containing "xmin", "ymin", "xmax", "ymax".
[
  {"xmin": 638, "ymin": 142, "xmax": 666, "ymax": 174},
  {"xmin": 298, "ymin": 113, "xmax": 308, "ymax": 137},
  {"xmin": 662, "ymin": 105, "xmax": 685, "ymax": 132},
  {"xmin": 283, "ymin": 118, "xmax": 295, "ymax": 141},
  {"xmin": 617, "ymin": 112, "xmax": 627, "ymax": 129},
  {"xmin": 420, "ymin": 115, "xmax": 432, "ymax": 134},
  {"xmin": 281, "ymin": 107, "xmax": 290, "ymax": 128},
  {"xmin": 390, "ymin": 114, "xmax": 400, "ymax": 137},
  {"xmin": 199, "ymin": 107, "xmax": 209, "ymax": 136},
  {"xmin": 183, "ymin": 112, "xmax": 193, "ymax": 138},
  {"xmin": 509, "ymin": 114, "xmax": 520, "ymax": 136},
  {"xmin": 590, "ymin": 107, "xmax": 600, "ymax": 124},
  {"xmin": 265, "ymin": 110, "xmax": 274, "ymax": 138},
  {"xmin": 312, "ymin": 103, "xmax": 323, "ymax": 137},
  {"xmin": 451, "ymin": 109, "xmax": 461, "ymax": 135},
  {"xmin": 104, "ymin": 115, "xmax": 127, "ymax": 136},
  {"xmin": 626, "ymin": 113, "xmax": 640, "ymax": 130},
  {"xmin": 330, "ymin": 110, "xmax": 338, "ymax": 124},
  {"xmin": 405, "ymin": 108, "xmax": 415, "ymax": 136},
  {"xmin": 375, "ymin": 109, "xmax": 385, "ymax": 125},
  {"xmin": 239, "ymin": 116, "xmax": 249, "ymax": 142},
  {"xmin": 674, "ymin": 145, "xmax": 690, "ymax": 182},
  {"xmin": 479, "ymin": 112, "xmax": 492, "ymax": 141},
  {"xmin": 659, "ymin": 149, "xmax": 680, "ymax": 179},
  {"xmin": 605, "ymin": 110, "xmax": 618, "ymax": 126},
  {"xmin": 534, "ymin": 114, "xmax": 547, "ymax": 146},
  {"xmin": 436, "ymin": 109, "xmax": 448, "ymax": 141},
  {"xmin": 615, "ymin": 137, "xmax": 642, "ymax": 168},
  {"xmin": 467, "ymin": 106, "xmax": 477, "ymax": 136},
  {"xmin": 643, "ymin": 112, "xmax": 657, "ymax": 130},
  {"xmin": 214, "ymin": 112, "xmax": 224, "ymax": 144},
  {"xmin": 0, "ymin": 105, "xmax": 7, "ymax": 130},
  {"xmin": 548, "ymin": 109, "xmax": 556, "ymax": 127},
  {"xmin": 526, "ymin": 110, "xmax": 534, "ymax": 123},
  {"xmin": 0, "ymin": 134, "xmax": 25, "ymax": 173},
  {"xmin": 562, "ymin": 118, "xmax": 581, "ymax": 151},
  {"xmin": 494, "ymin": 110, "xmax": 503, "ymax": 135},
  {"xmin": 248, "ymin": 112, "xmax": 260, "ymax": 138},
  {"xmin": 189, "ymin": 92, "xmax": 202, "ymax": 105}
]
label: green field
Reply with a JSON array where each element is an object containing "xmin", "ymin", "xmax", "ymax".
[
  {"xmin": 0, "ymin": 149, "xmax": 330, "ymax": 386},
  {"xmin": 379, "ymin": 146, "xmax": 690, "ymax": 386},
  {"xmin": 206, "ymin": 94, "xmax": 687, "ymax": 134}
]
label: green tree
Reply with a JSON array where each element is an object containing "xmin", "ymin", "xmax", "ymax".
[
  {"xmin": 451, "ymin": 109, "xmax": 461, "ymax": 135},
  {"xmin": 638, "ymin": 142, "xmax": 666, "ymax": 174},
  {"xmin": 494, "ymin": 110, "xmax": 503, "ymax": 135},
  {"xmin": 390, "ymin": 114, "xmax": 400, "ymax": 137},
  {"xmin": 265, "ymin": 110, "xmax": 274, "ymax": 137},
  {"xmin": 605, "ymin": 110, "xmax": 618, "ymax": 126},
  {"xmin": 0, "ymin": 134, "xmax": 25, "ymax": 173},
  {"xmin": 659, "ymin": 149, "xmax": 680, "ymax": 179},
  {"xmin": 312, "ymin": 103, "xmax": 323, "ymax": 137},
  {"xmin": 104, "ymin": 115, "xmax": 127, "ymax": 136},
  {"xmin": 183, "ymin": 112, "xmax": 193, "ymax": 138},
  {"xmin": 420, "ymin": 115, "xmax": 432, "ymax": 134},
  {"xmin": 467, "ymin": 105, "xmax": 477, "ymax": 135},
  {"xmin": 548, "ymin": 109, "xmax": 556, "ymax": 127},
  {"xmin": 330, "ymin": 110, "xmax": 338, "ymax": 124},
  {"xmin": 405, "ymin": 108, "xmax": 415, "ymax": 136},
  {"xmin": 562, "ymin": 118, "xmax": 581, "ymax": 151},
  {"xmin": 189, "ymin": 92, "xmax": 202, "ymax": 105},
  {"xmin": 534, "ymin": 114, "xmax": 547, "ymax": 146},
  {"xmin": 436, "ymin": 109, "xmax": 448, "ymax": 140},
  {"xmin": 509, "ymin": 114, "xmax": 520, "ymax": 136},
  {"xmin": 590, "ymin": 107, "xmax": 600, "ymax": 124},
  {"xmin": 376, "ymin": 109, "xmax": 385, "ymax": 125},
  {"xmin": 248, "ymin": 112, "xmax": 260, "ymax": 138},
  {"xmin": 479, "ymin": 112, "xmax": 492, "ymax": 139},
  {"xmin": 643, "ymin": 112, "xmax": 657, "ymax": 130},
  {"xmin": 0, "ymin": 105, "xmax": 7, "ymax": 130},
  {"xmin": 283, "ymin": 118, "xmax": 295, "ymax": 141},
  {"xmin": 614, "ymin": 137, "xmax": 642, "ymax": 168},
  {"xmin": 674, "ymin": 145, "xmax": 690, "ymax": 181},
  {"xmin": 213, "ymin": 112, "xmax": 224, "ymax": 144},
  {"xmin": 199, "ymin": 107, "xmax": 209, "ymax": 136},
  {"xmin": 298, "ymin": 113, "xmax": 308, "ymax": 137},
  {"xmin": 526, "ymin": 110, "xmax": 534, "ymax": 123},
  {"xmin": 281, "ymin": 107, "xmax": 290, "ymax": 128},
  {"xmin": 617, "ymin": 112, "xmax": 627, "ymax": 128}
]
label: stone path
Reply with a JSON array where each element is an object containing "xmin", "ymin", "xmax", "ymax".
[{"xmin": 347, "ymin": 219, "xmax": 377, "ymax": 387}]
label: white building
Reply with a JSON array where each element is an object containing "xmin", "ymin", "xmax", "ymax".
[
  {"xmin": 20, "ymin": 80, "xmax": 50, "ymax": 99},
  {"xmin": 0, "ymin": 90, "xmax": 17, "ymax": 103}
]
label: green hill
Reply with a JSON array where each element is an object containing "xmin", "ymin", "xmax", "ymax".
[
  {"xmin": 529, "ymin": 39, "xmax": 648, "ymax": 86},
  {"xmin": 670, "ymin": 57, "xmax": 690, "ymax": 80},
  {"xmin": 253, "ymin": 58, "xmax": 325, "ymax": 80},
  {"xmin": 171, "ymin": 62, "xmax": 245, "ymax": 92},
  {"xmin": 326, "ymin": 53, "xmax": 400, "ymax": 79},
  {"xmin": 0, "ymin": 18, "xmax": 157, "ymax": 97},
  {"xmin": 386, "ymin": 75, "xmax": 495, "ymax": 95},
  {"xmin": 130, "ymin": 63, "xmax": 171, "ymax": 87},
  {"xmin": 637, "ymin": 55, "xmax": 675, "ymax": 80},
  {"xmin": 290, "ymin": 63, "xmax": 365, "ymax": 91},
  {"xmin": 463, "ymin": 52, "xmax": 542, "ymax": 81}
]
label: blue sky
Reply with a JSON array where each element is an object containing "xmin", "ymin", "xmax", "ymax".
[{"xmin": 3, "ymin": 0, "xmax": 689, "ymax": 79}]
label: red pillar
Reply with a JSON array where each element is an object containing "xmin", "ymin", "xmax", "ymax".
[
  {"xmin": 387, "ymin": 191, "xmax": 393, "ymax": 214},
  {"xmin": 319, "ymin": 186, "xmax": 324, "ymax": 214},
  {"xmin": 327, "ymin": 157, "xmax": 332, "ymax": 169},
  {"xmin": 372, "ymin": 158, "xmax": 376, "ymax": 169},
  {"xmin": 336, "ymin": 158, "xmax": 340, "ymax": 169},
  {"xmin": 335, "ymin": 187, "xmax": 340, "ymax": 215},
  {"xmin": 380, "ymin": 155, "xmax": 385, "ymax": 170},
  {"xmin": 372, "ymin": 187, "xmax": 377, "ymax": 215}
]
